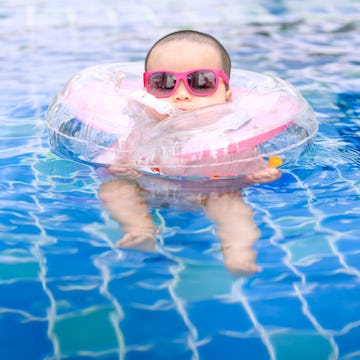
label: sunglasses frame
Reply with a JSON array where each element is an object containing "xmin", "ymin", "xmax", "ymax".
[{"xmin": 143, "ymin": 68, "xmax": 230, "ymax": 98}]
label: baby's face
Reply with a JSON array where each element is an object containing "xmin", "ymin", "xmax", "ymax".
[{"xmin": 146, "ymin": 41, "xmax": 232, "ymax": 111}]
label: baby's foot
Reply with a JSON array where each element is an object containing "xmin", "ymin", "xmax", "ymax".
[
  {"xmin": 222, "ymin": 246, "xmax": 262, "ymax": 275},
  {"xmin": 242, "ymin": 167, "xmax": 281, "ymax": 185},
  {"xmin": 117, "ymin": 231, "xmax": 157, "ymax": 252}
]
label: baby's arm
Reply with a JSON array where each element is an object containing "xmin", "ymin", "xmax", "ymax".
[
  {"xmin": 242, "ymin": 166, "xmax": 282, "ymax": 186},
  {"xmin": 99, "ymin": 179, "xmax": 157, "ymax": 251},
  {"xmin": 204, "ymin": 192, "xmax": 261, "ymax": 275}
]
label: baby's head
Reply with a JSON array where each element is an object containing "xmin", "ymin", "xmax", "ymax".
[{"xmin": 144, "ymin": 30, "xmax": 232, "ymax": 111}]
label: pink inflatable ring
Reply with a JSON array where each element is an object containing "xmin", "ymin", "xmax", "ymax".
[{"xmin": 46, "ymin": 63, "xmax": 318, "ymax": 180}]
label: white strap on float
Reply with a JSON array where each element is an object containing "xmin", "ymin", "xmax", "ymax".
[{"xmin": 130, "ymin": 89, "xmax": 177, "ymax": 116}]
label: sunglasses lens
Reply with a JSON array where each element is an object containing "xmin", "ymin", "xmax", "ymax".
[
  {"xmin": 148, "ymin": 72, "xmax": 176, "ymax": 96},
  {"xmin": 188, "ymin": 71, "xmax": 217, "ymax": 94}
]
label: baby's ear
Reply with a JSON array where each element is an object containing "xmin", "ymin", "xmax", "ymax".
[{"xmin": 225, "ymin": 87, "xmax": 232, "ymax": 102}]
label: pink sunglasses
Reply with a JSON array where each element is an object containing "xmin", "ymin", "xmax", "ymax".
[{"xmin": 143, "ymin": 68, "xmax": 229, "ymax": 98}]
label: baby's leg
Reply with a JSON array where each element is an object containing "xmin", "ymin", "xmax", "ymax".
[
  {"xmin": 99, "ymin": 179, "xmax": 157, "ymax": 251},
  {"xmin": 204, "ymin": 192, "xmax": 261, "ymax": 275}
]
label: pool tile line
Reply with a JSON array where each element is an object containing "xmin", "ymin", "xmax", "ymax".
[
  {"xmin": 157, "ymin": 240, "xmax": 201, "ymax": 360},
  {"xmin": 93, "ymin": 252, "xmax": 126, "ymax": 360},
  {"xmin": 245, "ymin": 177, "xmax": 335, "ymax": 357},
  {"xmin": 343, "ymin": 350, "xmax": 360, "ymax": 360},
  {"xmin": 327, "ymin": 229, "xmax": 360, "ymax": 279},
  {"xmin": 0, "ymin": 307, "xmax": 46, "ymax": 322},
  {"xmin": 231, "ymin": 278, "xmax": 276, "ymax": 360},
  {"xmin": 29, "ymin": 194, "xmax": 60, "ymax": 359},
  {"xmin": 289, "ymin": 170, "xmax": 360, "ymax": 279},
  {"xmin": 334, "ymin": 319, "xmax": 360, "ymax": 338},
  {"xmin": 91, "ymin": 204, "xmax": 201, "ymax": 359},
  {"xmin": 250, "ymin": 169, "xmax": 357, "ymax": 358},
  {"xmin": 71, "ymin": 189, "xmax": 128, "ymax": 359},
  {"xmin": 32, "ymin": 244, "xmax": 60, "ymax": 360},
  {"xmin": 248, "ymin": 196, "xmax": 307, "ymax": 285},
  {"xmin": 293, "ymin": 283, "xmax": 339, "ymax": 359}
]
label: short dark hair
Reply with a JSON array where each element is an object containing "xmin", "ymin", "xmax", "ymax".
[{"xmin": 145, "ymin": 30, "xmax": 231, "ymax": 77}]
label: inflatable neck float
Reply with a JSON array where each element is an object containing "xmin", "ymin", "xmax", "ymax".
[{"xmin": 46, "ymin": 63, "xmax": 318, "ymax": 180}]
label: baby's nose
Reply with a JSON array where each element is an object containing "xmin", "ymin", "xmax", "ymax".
[{"xmin": 174, "ymin": 81, "xmax": 191, "ymax": 101}]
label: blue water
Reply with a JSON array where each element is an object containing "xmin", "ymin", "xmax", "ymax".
[{"xmin": 1, "ymin": 1, "xmax": 359, "ymax": 359}]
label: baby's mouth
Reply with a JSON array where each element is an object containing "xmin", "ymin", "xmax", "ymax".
[{"xmin": 174, "ymin": 105, "xmax": 194, "ymax": 112}]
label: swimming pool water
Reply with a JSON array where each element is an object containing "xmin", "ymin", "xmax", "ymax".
[{"xmin": 1, "ymin": 1, "xmax": 359, "ymax": 359}]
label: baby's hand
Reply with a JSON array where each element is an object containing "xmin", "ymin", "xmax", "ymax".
[
  {"xmin": 107, "ymin": 164, "xmax": 140, "ymax": 179},
  {"xmin": 242, "ymin": 167, "xmax": 282, "ymax": 186}
]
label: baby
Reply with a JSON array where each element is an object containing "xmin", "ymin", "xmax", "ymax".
[{"xmin": 99, "ymin": 30, "xmax": 281, "ymax": 274}]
